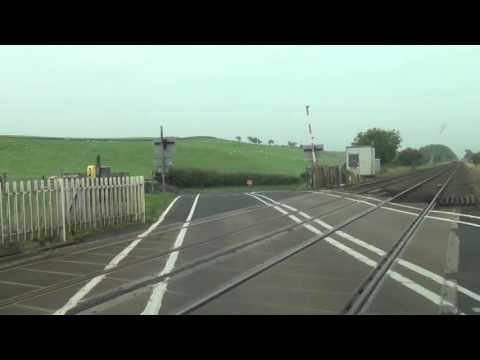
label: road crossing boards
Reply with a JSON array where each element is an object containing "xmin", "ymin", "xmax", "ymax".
[
  {"xmin": 154, "ymin": 137, "xmax": 176, "ymax": 174},
  {"xmin": 303, "ymin": 144, "xmax": 324, "ymax": 161}
]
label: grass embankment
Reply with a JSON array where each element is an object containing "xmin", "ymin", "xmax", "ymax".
[
  {"xmin": 0, "ymin": 136, "xmax": 344, "ymax": 180},
  {"xmin": 464, "ymin": 162, "xmax": 480, "ymax": 199},
  {"xmin": 181, "ymin": 183, "xmax": 309, "ymax": 193},
  {"xmin": 0, "ymin": 136, "xmax": 343, "ymax": 227},
  {"xmin": 376, "ymin": 162, "xmax": 448, "ymax": 178}
]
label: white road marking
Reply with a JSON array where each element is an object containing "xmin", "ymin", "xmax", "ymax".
[
  {"xmin": 138, "ymin": 196, "xmax": 183, "ymax": 238},
  {"xmin": 387, "ymin": 271, "xmax": 449, "ymax": 306},
  {"xmin": 314, "ymin": 192, "xmax": 480, "ymax": 229},
  {"xmin": 0, "ymin": 280, "xmax": 43, "ymax": 288},
  {"xmin": 323, "ymin": 190, "xmax": 480, "ymax": 221},
  {"xmin": 53, "ymin": 195, "xmax": 182, "ymax": 315},
  {"xmin": 141, "ymin": 194, "xmax": 200, "ymax": 315},
  {"xmin": 254, "ymin": 193, "xmax": 477, "ymax": 309}
]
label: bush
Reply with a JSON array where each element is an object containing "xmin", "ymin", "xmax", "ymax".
[
  {"xmin": 419, "ymin": 144, "xmax": 458, "ymax": 164},
  {"xmin": 165, "ymin": 168, "xmax": 301, "ymax": 188},
  {"xmin": 397, "ymin": 148, "xmax": 423, "ymax": 166},
  {"xmin": 471, "ymin": 152, "xmax": 480, "ymax": 166}
]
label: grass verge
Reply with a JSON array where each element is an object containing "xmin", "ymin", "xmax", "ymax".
[
  {"xmin": 376, "ymin": 162, "xmax": 446, "ymax": 178},
  {"xmin": 464, "ymin": 162, "xmax": 480, "ymax": 199},
  {"xmin": 180, "ymin": 183, "xmax": 309, "ymax": 193},
  {"xmin": 145, "ymin": 192, "xmax": 178, "ymax": 223}
]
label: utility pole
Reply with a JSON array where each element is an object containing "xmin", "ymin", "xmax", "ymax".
[
  {"xmin": 306, "ymin": 105, "xmax": 319, "ymax": 189},
  {"xmin": 306, "ymin": 105, "xmax": 317, "ymax": 165},
  {"xmin": 160, "ymin": 126, "xmax": 166, "ymax": 192}
]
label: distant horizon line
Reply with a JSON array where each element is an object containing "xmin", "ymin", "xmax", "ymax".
[
  {"xmin": 0, "ymin": 134, "xmax": 344, "ymax": 150},
  {"xmin": 1, "ymin": 134, "xmax": 458, "ymax": 156}
]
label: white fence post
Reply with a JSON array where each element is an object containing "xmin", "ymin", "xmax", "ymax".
[
  {"xmin": 20, "ymin": 181, "xmax": 26, "ymax": 242},
  {"xmin": 0, "ymin": 176, "xmax": 146, "ymax": 248},
  {"xmin": 59, "ymin": 178, "xmax": 67, "ymax": 243},
  {"xmin": 13, "ymin": 182, "xmax": 19, "ymax": 243},
  {"xmin": 34, "ymin": 180, "xmax": 40, "ymax": 240},
  {"xmin": 140, "ymin": 176, "xmax": 145, "ymax": 224},
  {"xmin": 6, "ymin": 182, "xmax": 11, "ymax": 244},
  {"xmin": 27, "ymin": 181, "xmax": 33, "ymax": 241}
]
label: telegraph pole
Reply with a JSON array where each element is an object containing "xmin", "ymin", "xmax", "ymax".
[
  {"xmin": 160, "ymin": 126, "xmax": 166, "ymax": 192},
  {"xmin": 306, "ymin": 105, "xmax": 317, "ymax": 165},
  {"xmin": 306, "ymin": 105, "xmax": 319, "ymax": 189}
]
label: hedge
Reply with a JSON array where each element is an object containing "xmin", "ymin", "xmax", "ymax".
[{"xmin": 165, "ymin": 168, "xmax": 301, "ymax": 188}]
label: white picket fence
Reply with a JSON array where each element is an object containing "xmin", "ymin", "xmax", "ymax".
[{"xmin": 0, "ymin": 176, "xmax": 145, "ymax": 247}]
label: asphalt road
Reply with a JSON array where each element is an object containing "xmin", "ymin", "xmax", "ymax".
[{"xmin": 0, "ymin": 190, "xmax": 479, "ymax": 315}]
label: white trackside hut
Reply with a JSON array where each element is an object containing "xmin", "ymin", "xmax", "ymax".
[{"xmin": 346, "ymin": 145, "xmax": 379, "ymax": 176}]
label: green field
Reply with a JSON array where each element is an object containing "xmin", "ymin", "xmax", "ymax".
[{"xmin": 0, "ymin": 136, "xmax": 344, "ymax": 180}]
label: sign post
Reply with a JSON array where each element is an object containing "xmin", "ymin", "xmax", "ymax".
[
  {"xmin": 160, "ymin": 126, "xmax": 166, "ymax": 192},
  {"xmin": 306, "ymin": 105, "xmax": 321, "ymax": 189},
  {"xmin": 154, "ymin": 127, "xmax": 176, "ymax": 192}
]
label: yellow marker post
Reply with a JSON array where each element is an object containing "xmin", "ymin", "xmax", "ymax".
[{"xmin": 87, "ymin": 165, "xmax": 96, "ymax": 179}]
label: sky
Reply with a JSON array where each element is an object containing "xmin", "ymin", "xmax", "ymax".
[{"xmin": 0, "ymin": 45, "xmax": 478, "ymax": 157}]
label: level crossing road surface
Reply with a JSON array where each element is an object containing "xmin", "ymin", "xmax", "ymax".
[{"xmin": 0, "ymin": 190, "xmax": 479, "ymax": 315}]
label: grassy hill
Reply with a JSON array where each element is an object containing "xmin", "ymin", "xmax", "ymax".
[{"xmin": 0, "ymin": 136, "xmax": 345, "ymax": 180}]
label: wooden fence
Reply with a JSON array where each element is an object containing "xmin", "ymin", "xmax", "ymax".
[
  {"xmin": 305, "ymin": 165, "xmax": 362, "ymax": 189},
  {"xmin": 306, "ymin": 165, "xmax": 341, "ymax": 189},
  {"xmin": 0, "ymin": 176, "xmax": 145, "ymax": 248}
]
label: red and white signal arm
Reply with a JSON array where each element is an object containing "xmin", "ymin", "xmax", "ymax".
[{"xmin": 246, "ymin": 179, "xmax": 254, "ymax": 187}]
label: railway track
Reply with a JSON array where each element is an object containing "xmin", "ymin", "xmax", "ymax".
[
  {"xmin": 0, "ymin": 162, "xmax": 465, "ymax": 314},
  {"xmin": 66, "ymin": 162, "xmax": 460, "ymax": 314},
  {"xmin": 343, "ymin": 162, "xmax": 477, "ymax": 206}
]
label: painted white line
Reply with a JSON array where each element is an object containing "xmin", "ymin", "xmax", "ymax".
[
  {"xmin": 141, "ymin": 194, "xmax": 200, "ymax": 315},
  {"xmin": 325, "ymin": 190, "xmax": 480, "ymax": 220},
  {"xmin": 53, "ymin": 195, "xmax": 182, "ymax": 315},
  {"xmin": 138, "ymin": 196, "xmax": 183, "ymax": 238},
  {"xmin": 246, "ymin": 193, "xmax": 272, "ymax": 207},
  {"xmin": 324, "ymin": 235, "xmax": 378, "ymax": 268},
  {"xmin": 104, "ymin": 238, "xmax": 142, "ymax": 270},
  {"xmin": 387, "ymin": 270, "xmax": 449, "ymax": 306},
  {"xmin": 255, "ymin": 194, "xmax": 477, "ymax": 309},
  {"xmin": 299, "ymin": 211, "xmax": 312, "ymax": 219},
  {"xmin": 246, "ymin": 193, "xmax": 287, "ymax": 215},
  {"xmin": 248, "ymin": 193, "xmax": 303, "ymax": 223},
  {"xmin": 289, "ymin": 215, "xmax": 303, "ymax": 224},
  {"xmin": 315, "ymin": 192, "xmax": 480, "ymax": 229},
  {"xmin": 54, "ymin": 275, "xmax": 107, "ymax": 315}
]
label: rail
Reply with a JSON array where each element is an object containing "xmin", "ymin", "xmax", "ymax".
[
  {"xmin": 0, "ymin": 163, "xmax": 458, "ymax": 313},
  {"xmin": 64, "ymin": 163, "xmax": 456, "ymax": 314},
  {"xmin": 341, "ymin": 162, "xmax": 461, "ymax": 314}
]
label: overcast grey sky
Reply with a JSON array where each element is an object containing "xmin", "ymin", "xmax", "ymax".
[{"xmin": 0, "ymin": 45, "xmax": 478, "ymax": 156}]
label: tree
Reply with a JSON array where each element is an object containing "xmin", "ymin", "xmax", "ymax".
[
  {"xmin": 268, "ymin": 140, "xmax": 274, "ymax": 145},
  {"xmin": 235, "ymin": 136, "xmax": 242, "ymax": 142},
  {"xmin": 247, "ymin": 136, "xmax": 256, "ymax": 144},
  {"xmin": 257, "ymin": 139, "xmax": 263, "ymax": 144},
  {"xmin": 397, "ymin": 148, "xmax": 423, "ymax": 167},
  {"xmin": 464, "ymin": 149, "xmax": 474, "ymax": 160},
  {"xmin": 353, "ymin": 128, "xmax": 401, "ymax": 164},
  {"xmin": 288, "ymin": 141, "xmax": 297, "ymax": 147},
  {"xmin": 418, "ymin": 144, "xmax": 458, "ymax": 164},
  {"xmin": 471, "ymin": 152, "xmax": 480, "ymax": 166}
]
